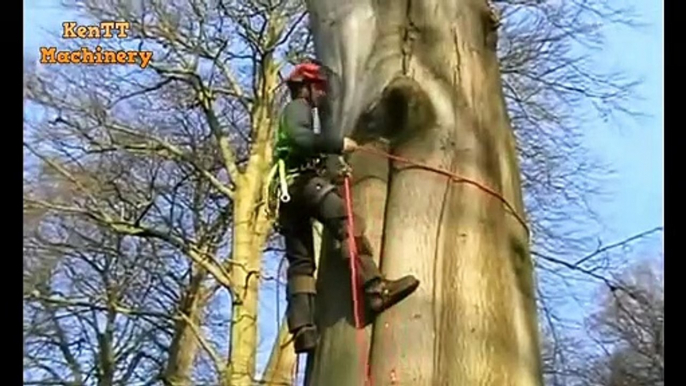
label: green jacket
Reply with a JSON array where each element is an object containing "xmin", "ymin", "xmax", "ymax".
[{"xmin": 275, "ymin": 98, "xmax": 344, "ymax": 171}]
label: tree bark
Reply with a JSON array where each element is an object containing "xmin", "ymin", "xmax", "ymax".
[
  {"xmin": 305, "ymin": 0, "xmax": 543, "ymax": 385},
  {"xmin": 227, "ymin": 174, "xmax": 265, "ymax": 386},
  {"xmin": 226, "ymin": 47, "xmax": 280, "ymax": 385},
  {"xmin": 261, "ymin": 315, "xmax": 297, "ymax": 386},
  {"xmin": 163, "ymin": 270, "xmax": 210, "ymax": 386}
]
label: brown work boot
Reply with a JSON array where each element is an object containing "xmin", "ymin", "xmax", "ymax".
[
  {"xmin": 364, "ymin": 275, "xmax": 420, "ymax": 315},
  {"xmin": 293, "ymin": 325, "xmax": 318, "ymax": 354}
]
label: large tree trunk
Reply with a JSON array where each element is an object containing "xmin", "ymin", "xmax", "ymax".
[
  {"xmin": 227, "ymin": 168, "xmax": 273, "ymax": 386},
  {"xmin": 225, "ymin": 53, "xmax": 279, "ymax": 386},
  {"xmin": 305, "ymin": 0, "xmax": 542, "ymax": 385}
]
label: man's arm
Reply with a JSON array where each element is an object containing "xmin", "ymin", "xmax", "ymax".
[{"xmin": 281, "ymin": 100, "xmax": 344, "ymax": 154}]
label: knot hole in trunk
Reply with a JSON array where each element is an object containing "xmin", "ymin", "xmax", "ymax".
[{"xmin": 354, "ymin": 76, "xmax": 435, "ymax": 148}]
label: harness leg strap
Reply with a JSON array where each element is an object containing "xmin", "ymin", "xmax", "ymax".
[
  {"xmin": 287, "ymin": 275, "xmax": 317, "ymax": 296},
  {"xmin": 286, "ymin": 275, "xmax": 317, "ymax": 333}
]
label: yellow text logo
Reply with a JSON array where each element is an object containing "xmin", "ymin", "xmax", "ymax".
[{"xmin": 39, "ymin": 21, "xmax": 153, "ymax": 69}]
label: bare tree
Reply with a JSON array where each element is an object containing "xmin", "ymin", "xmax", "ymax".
[
  {"xmin": 24, "ymin": 0, "xmax": 308, "ymax": 385},
  {"xmin": 23, "ymin": 214, "xmax": 176, "ymax": 385},
  {"xmin": 538, "ymin": 257, "xmax": 663, "ymax": 386},
  {"xmin": 584, "ymin": 259, "xmax": 664, "ymax": 386}
]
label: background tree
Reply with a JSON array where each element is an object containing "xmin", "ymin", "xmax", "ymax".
[
  {"xmin": 24, "ymin": 0, "xmax": 308, "ymax": 384},
  {"xmin": 585, "ymin": 259, "xmax": 663, "ymax": 386},
  {"xmin": 540, "ymin": 258, "xmax": 663, "ymax": 386}
]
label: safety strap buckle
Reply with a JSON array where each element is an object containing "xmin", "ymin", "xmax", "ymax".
[
  {"xmin": 263, "ymin": 159, "xmax": 292, "ymax": 217},
  {"xmin": 288, "ymin": 275, "xmax": 317, "ymax": 295}
]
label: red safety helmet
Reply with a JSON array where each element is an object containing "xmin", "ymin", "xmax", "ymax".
[{"xmin": 285, "ymin": 62, "xmax": 327, "ymax": 86}]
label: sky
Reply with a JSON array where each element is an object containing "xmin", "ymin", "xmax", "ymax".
[
  {"xmin": 23, "ymin": 0, "xmax": 663, "ymax": 382},
  {"xmin": 23, "ymin": 0, "xmax": 664, "ymax": 243},
  {"xmin": 584, "ymin": 3, "xmax": 663, "ymax": 245}
]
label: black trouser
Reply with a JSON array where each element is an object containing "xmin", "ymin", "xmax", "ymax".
[{"xmin": 279, "ymin": 171, "xmax": 382, "ymax": 333}]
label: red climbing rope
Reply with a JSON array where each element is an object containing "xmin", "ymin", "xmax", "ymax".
[
  {"xmin": 339, "ymin": 145, "xmax": 530, "ymax": 386},
  {"xmin": 359, "ymin": 146, "xmax": 530, "ymax": 235},
  {"xmin": 342, "ymin": 176, "xmax": 373, "ymax": 386}
]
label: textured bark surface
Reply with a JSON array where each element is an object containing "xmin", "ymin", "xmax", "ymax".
[
  {"xmin": 305, "ymin": 147, "xmax": 390, "ymax": 386},
  {"xmin": 227, "ymin": 109, "xmax": 278, "ymax": 386},
  {"xmin": 261, "ymin": 315, "xmax": 296, "ymax": 385},
  {"xmin": 305, "ymin": 0, "xmax": 542, "ymax": 385},
  {"xmin": 163, "ymin": 272, "xmax": 209, "ymax": 386}
]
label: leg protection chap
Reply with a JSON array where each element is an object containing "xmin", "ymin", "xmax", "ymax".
[
  {"xmin": 287, "ymin": 275, "xmax": 317, "ymax": 296},
  {"xmin": 286, "ymin": 275, "xmax": 317, "ymax": 332},
  {"xmin": 307, "ymin": 178, "xmax": 382, "ymax": 284},
  {"xmin": 316, "ymin": 188, "xmax": 366, "ymax": 241},
  {"xmin": 356, "ymin": 254, "xmax": 383, "ymax": 285},
  {"xmin": 301, "ymin": 176, "xmax": 338, "ymax": 208},
  {"xmin": 353, "ymin": 235, "xmax": 373, "ymax": 256},
  {"xmin": 340, "ymin": 236, "xmax": 382, "ymax": 286}
]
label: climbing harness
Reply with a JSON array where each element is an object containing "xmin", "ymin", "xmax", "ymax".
[{"xmin": 278, "ymin": 161, "xmax": 290, "ymax": 203}]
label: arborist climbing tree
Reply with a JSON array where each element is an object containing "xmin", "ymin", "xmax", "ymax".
[{"xmin": 272, "ymin": 61, "xmax": 421, "ymax": 354}]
